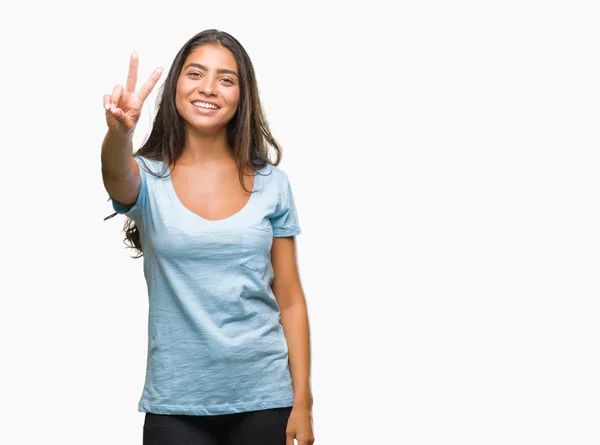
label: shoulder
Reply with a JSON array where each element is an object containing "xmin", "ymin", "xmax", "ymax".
[
  {"xmin": 258, "ymin": 163, "xmax": 291, "ymax": 187},
  {"xmin": 134, "ymin": 156, "xmax": 168, "ymax": 176}
]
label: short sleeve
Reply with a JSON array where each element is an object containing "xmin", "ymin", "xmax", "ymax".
[
  {"xmin": 110, "ymin": 156, "xmax": 148, "ymax": 224},
  {"xmin": 270, "ymin": 173, "xmax": 302, "ymax": 237}
]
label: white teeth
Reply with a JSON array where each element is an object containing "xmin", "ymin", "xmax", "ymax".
[{"xmin": 193, "ymin": 101, "xmax": 218, "ymax": 110}]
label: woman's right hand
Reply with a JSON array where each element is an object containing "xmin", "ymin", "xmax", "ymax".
[{"xmin": 104, "ymin": 51, "xmax": 163, "ymax": 136}]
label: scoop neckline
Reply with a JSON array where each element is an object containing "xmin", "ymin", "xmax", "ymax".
[{"xmin": 164, "ymin": 163, "xmax": 262, "ymax": 224}]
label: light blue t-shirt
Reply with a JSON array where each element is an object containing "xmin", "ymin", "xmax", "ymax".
[{"xmin": 110, "ymin": 155, "xmax": 302, "ymax": 415}]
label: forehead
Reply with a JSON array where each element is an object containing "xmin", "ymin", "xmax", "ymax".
[{"xmin": 183, "ymin": 43, "xmax": 237, "ymax": 71}]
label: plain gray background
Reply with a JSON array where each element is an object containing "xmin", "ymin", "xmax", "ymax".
[{"xmin": 1, "ymin": 0, "xmax": 598, "ymax": 444}]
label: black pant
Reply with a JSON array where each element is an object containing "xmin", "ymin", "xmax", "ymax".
[{"xmin": 143, "ymin": 406, "xmax": 293, "ymax": 445}]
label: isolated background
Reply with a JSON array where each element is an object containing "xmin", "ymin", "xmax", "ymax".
[{"xmin": 1, "ymin": 0, "xmax": 598, "ymax": 444}]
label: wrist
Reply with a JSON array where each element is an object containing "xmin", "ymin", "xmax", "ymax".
[
  {"xmin": 108, "ymin": 126, "xmax": 135, "ymax": 139},
  {"xmin": 293, "ymin": 391, "xmax": 313, "ymax": 408}
]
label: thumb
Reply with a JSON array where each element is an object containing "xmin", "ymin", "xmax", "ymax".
[{"xmin": 110, "ymin": 106, "xmax": 136, "ymax": 134}]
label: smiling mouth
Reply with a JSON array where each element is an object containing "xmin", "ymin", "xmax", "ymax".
[{"xmin": 192, "ymin": 101, "xmax": 220, "ymax": 110}]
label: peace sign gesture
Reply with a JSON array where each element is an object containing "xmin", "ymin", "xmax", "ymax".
[{"xmin": 104, "ymin": 51, "xmax": 163, "ymax": 136}]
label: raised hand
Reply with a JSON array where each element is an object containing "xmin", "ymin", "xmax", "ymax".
[{"xmin": 104, "ymin": 51, "xmax": 163, "ymax": 136}]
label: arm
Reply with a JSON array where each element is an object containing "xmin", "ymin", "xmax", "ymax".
[
  {"xmin": 101, "ymin": 127, "xmax": 136, "ymax": 180},
  {"xmin": 271, "ymin": 236, "xmax": 313, "ymax": 409},
  {"xmin": 101, "ymin": 129, "xmax": 141, "ymax": 209},
  {"xmin": 101, "ymin": 51, "xmax": 162, "ymax": 206}
]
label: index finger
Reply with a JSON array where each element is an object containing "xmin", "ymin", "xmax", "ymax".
[
  {"xmin": 137, "ymin": 67, "xmax": 164, "ymax": 103},
  {"xmin": 125, "ymin": 51, "xmax": 138, "ymax": 94}
]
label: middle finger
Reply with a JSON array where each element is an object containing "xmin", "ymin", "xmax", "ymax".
[{"xmin": 137, "ymin": 66, "xmax": 163, "ymax": 103}]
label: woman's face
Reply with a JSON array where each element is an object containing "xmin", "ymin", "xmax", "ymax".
[{"xmin": 176, "ymin": 43, "xmax": 240, "ymax": 134}]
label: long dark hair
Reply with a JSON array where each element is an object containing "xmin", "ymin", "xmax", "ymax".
[{"xmin": 104, "ymin": 29, "xmax": 283, "ymax": 258}]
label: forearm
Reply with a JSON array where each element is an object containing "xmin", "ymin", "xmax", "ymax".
[
  {"xmin": 101, "ymin": 128, "xmax": 135, "ymax": 180},
  {"xmin": 280, "ymin": 301, "xmax": 313, "ymax": 408}
]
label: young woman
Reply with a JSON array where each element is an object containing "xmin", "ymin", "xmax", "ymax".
[{"xmin": 101, "ymin": 29, "xmax": 314, "ymax": 445}]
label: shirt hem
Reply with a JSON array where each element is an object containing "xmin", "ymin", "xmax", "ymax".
[
  {"xmin": 138, "ymin": 396, "xmax": 295, "ymax": 416},
  {"xmin": 273, "ymin": 226, "xmax": 301, "ymax": 237}
]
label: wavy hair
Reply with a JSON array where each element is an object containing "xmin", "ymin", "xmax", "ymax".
[{"xmin": 104, "ymin": 29, "xmax": 283, "ymax": 258}]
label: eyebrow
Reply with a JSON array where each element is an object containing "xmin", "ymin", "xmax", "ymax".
[{"xmin": 183, "ymin": 63, "xmax": 238, "ymax": 78}]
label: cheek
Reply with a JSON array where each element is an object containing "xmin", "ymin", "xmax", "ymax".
[
  {"xmin": 174, "ymin": 93, "xmax": 186, "ymax": 114},
  {"xmin": 176, "ymin": 79, "xmax": 193, "ymax": 98},
  {"xmin": 227, "ymin": 91, "xmax": 241, "ymax": 110},
  {"xmin": 175, "ymin": 85, "xmax": 185, "ymax": 105}
]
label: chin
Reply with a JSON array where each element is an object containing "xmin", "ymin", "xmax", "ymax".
[{"xmin": 188, "ymin": 122, "xmax": 227, "ymax": 133}]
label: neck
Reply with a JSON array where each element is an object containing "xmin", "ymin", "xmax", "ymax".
[{"xmin": 179, "ymin": 127, "xmax": 234, "ymax": 167}]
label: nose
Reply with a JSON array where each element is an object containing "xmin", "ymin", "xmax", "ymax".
[{"xmin": 199, "ymin": 73, "xmax": 218, "ymax": 96}]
